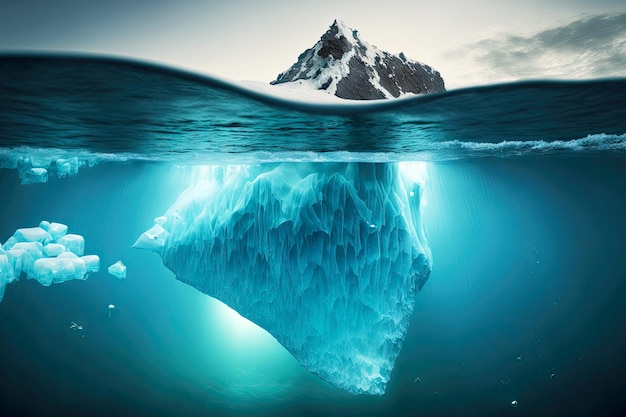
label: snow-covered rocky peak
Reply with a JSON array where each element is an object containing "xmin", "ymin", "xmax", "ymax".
[{"xmin": 271, "ymin": 20, "xmax": 446, "ymax": 100}]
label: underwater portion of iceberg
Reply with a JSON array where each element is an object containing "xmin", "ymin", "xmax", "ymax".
[{"xmin": 135, "ymin": 162, "xmax": 431, "ymax": 395}]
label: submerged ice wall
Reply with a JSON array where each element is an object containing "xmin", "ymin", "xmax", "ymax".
[{"xmin": 135, "ymin": 162, "xmax": 431, "ymax": 395}]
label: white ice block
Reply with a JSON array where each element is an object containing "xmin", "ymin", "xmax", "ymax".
[
  {"xmin": 0, "ymin": 222, "xmax": 100, "ymax": 303},
  {"xmin": 2, "ymin": 236, "xmax": 18, "ymax": 250},
  {"xmin": 13, "ymin": 227, "xmax": 52, "ymax": 244},
  {"xmin": 49, "ymin": 222, "xmax": 68, "ymax": 241},
  {"xmin": 43, "ymin": 243, "xmax": 65, "ymax": 257},
  {"xmin": 32, "ymin": 256, "xmax": 87, "ymax": 286},
  {"xmin": 9, "ymin": 242, "xmax": 44, "ymax": 277},
  {"xmin": 0, "ymin": 254, "xmax": 16, "ymax": 284},
  {"xmin": 81, "ymin": 255, "xmax": 100, "ymax": 273},
  {"xmin": 22, "ymin": 167, "xmax": 48, "ymax": 184},
  {"xmin": 107, "ymin": 261, "xmax": 126, "ymax": 279},
  {"xmin": 55, "ymin": 157, "xmax": 80, "ymax": 178},
  {"xmin": 56, "ymin": 234, "xmax": 84, "ymax": 256}
]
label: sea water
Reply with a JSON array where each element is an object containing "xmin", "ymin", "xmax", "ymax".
[{"xmin": 0, "ymin": 54, "xmax": 625, "ymax": 417}]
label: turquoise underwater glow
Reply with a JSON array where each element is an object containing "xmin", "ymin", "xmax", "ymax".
[{"xmin": 0, "ymin": 54, "xmax": 626, "ymax": 416}]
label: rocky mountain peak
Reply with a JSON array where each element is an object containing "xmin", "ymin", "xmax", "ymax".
[{"xmin": 271, "ymin": 20, "xmax": 446, "ymax": 100}]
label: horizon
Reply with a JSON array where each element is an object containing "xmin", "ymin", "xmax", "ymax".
[{"xmin": 0, "ymin": 1, "xmax": 624, "ymax": 90}]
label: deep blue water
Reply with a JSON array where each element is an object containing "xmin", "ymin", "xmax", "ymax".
[{"xmin": 0, "ymin": 54, "xmax": 625, "ymax": 417}]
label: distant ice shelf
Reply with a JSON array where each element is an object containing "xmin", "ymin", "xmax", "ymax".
[{"xmin": 134, "ymin": 162, "xmax": 432, "ymax": 395}]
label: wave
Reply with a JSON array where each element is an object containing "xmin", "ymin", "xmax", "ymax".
[
  {"xmin": 2, "ymin": 133, "xmax": 624, "ymax": 166},
  {"xmin": 0, "ymin": 53, "xmax": 625, "ymax": 159}
]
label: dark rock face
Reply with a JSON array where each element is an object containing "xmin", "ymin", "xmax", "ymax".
[
  {"xmin": 318, "ymin": 24, "xmax": 351, "ymax": 59},
  {"xmin": 271, "ymin": 20, "xmax": 446, "ymax": 100},
  {"xmin": 336, "ymin": 57, "xmax": 386, "ymax": 100}
]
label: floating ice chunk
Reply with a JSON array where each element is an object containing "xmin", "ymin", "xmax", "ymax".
[
  {"xmin": 56, "ymin": 234, "xmax": 84, "ymax": 256},
  {"xmin": 13, "ymin": 227, "xmax": 52, "ymax": 244},
  {"xmin": 32, "ymin": 256, "xmax": 87, "ymax": 286},
  {"xmin": 0, "ymin": 254, "xmax": 15, "ymax": 284},
  {"xmin": 67, "ymin": 258, "xmax": 87, "ymax": 281},
  {"xmin": 2, "ymin": 236, "xmax": 18, "ymax": 250},
  {"xmin": 108, "ymin": 261, "xmax": 126, "ymax": 279},
  {"xmin": 81, "ymin": 255, "xmax": 100, "ymax": 273},
  {"xmin": 9, "ymin": 241, "xmax": 44, "ymax": 277},
  {"xmin": 55, "ymin": 157, "xmax": 81, "ymax": 178},
  {"xmin": 43, "ymin": 243, "xmax": 65, "ymax": 257},
  {"xmin": 154, "ymin": 216, "xmax": 167, "ymax": 225},
  {"xmin": 132, "ymin": 224, "xmax": 169, "ymax": 252},
  {"xmin": 6, "ymin": 248, "xmax": 25, "ymax": 277},
  {"xmin": 26, "ymin": 156, "xmax": 50, "ymax": 169},
  {"xmin": 48, "ymin": 222, "xmax": 68, "ymax": 241},
  {"xmin": 32, "ymin": 258, "xmax": 61, "ymax": 286},
  {"xmin": 22, "ymin": 167, "xmax": 49, "ymax": 184},
  {"xmin": 108, "ymin": 304, "xmax": 115, "ymax": 318},
  {"xmin": 17, "ymin": 157, "xmax": 50, "ymax": 183},
  {"xmin": 0, "ymin": 155, "xmax": 18, "ymax": 169},
  {"xmin": 0, "ymin": 221, "xmax": 100, "ymax": 302}
]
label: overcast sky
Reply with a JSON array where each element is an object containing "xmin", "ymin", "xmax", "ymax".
[{"xmin": 0, "ymin": 0, "xmax": 624, "ymax": 89}]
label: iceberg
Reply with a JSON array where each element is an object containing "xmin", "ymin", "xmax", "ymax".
[{"xmin": 135, "ymin": 162, "xmax": 432, "ymax": 395}]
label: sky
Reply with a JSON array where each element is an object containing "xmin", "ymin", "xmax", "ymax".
[{"xmin": 0, "ymin": 0, "xmax": 624, "ymax": 89}]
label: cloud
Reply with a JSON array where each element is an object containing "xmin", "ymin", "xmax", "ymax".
[{"xmin": 443, "ymin": 13, "xmax": 626, "ymax": 88}]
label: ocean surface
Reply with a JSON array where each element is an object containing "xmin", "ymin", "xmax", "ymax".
[{"xmin": 1, "ymin": 54, "xmax": 625, "ymax": 417}]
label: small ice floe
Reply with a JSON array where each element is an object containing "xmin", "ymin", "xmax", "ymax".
[
  {"xmin": 511, "ymin": 400, "xmax": 518, "ymax": 407},
  {"xmin": 107, "ymin": 261, "xmax": 126, "ymax": 279},
  {"xmin": 108, "ymin": 304, "xmax": 115, "ymax": 318}
]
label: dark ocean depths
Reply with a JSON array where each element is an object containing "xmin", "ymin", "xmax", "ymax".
[{"xmin": 0, "ymin": 54, "xmax": 625, "ymax": 417}]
